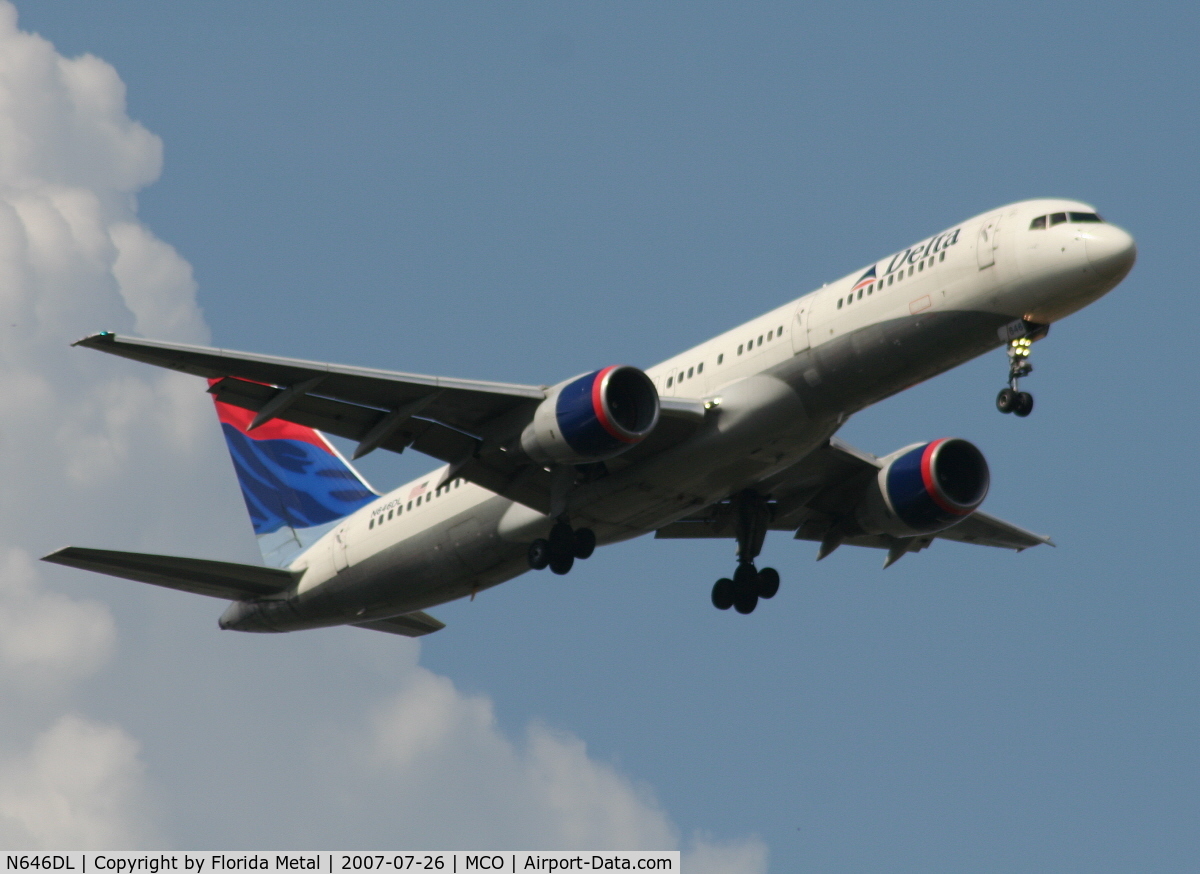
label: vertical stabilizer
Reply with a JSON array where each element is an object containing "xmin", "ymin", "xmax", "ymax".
[{"xmin": 209, "ymin": 381, "xmax": 377, "ymax": 567}]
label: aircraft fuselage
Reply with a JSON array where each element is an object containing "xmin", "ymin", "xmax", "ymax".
[{"xmin": 218, "ymin": 198, "xmax": 1135, "ymax": 633}]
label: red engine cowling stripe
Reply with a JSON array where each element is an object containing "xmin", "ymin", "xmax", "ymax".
[
  {"xmin": 591, "ymin": 365, "xmax": 639, "ymax": 443},
  {"xmin": 920, "ymin": 438, "xmax": 972, "ymax": 515}
]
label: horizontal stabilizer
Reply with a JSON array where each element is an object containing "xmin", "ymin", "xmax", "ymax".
[
  {"xmin": 353, "ymin": 612, "xmax": 446, "ymax": 637},
  {"xmin": 42, "ymin": 546, "xmax": 301, "ymax": 601}
]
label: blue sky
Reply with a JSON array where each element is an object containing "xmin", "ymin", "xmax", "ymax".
[{"xmin": 5, "ymin": 2, "xmax": 1198, "ymax": 870}]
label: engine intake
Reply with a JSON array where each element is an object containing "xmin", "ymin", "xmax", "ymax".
[
  {"xmin": 857, "ymin": 438, "xmax": 990, "ymax": 537},
  {"xmin": 520, "ymin": 365, "xmax": 659, "ymax": 464}
]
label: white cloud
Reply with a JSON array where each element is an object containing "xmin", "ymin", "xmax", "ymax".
[
  {"xmin": 0, "ymin": 0, "xmax": 195, "ymax": 849},
  {"xmin": 362, "ymin": 666, "xmax": 676, "ymax": 848},
  {"xmin": 329, "ymin": 663, "xmax": 769, "ymax": 871},
  {"xmin": 0, "ymin": 715, "xmax": 157, "ymax": 849},
  {"xmin": 0, "ymin": 548, "xmax": 113, "ymax": 693}
]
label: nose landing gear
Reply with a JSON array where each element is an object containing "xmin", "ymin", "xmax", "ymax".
[
  {"xmin": 528, "ymin": 521, "xmax": 596, "ymax": 575},
  {"xmin": 710, "ymin": 490, "xmax": 780, "ymax": 614},
  {"xmin": 996, "ymin": 337, "xmax": 1034, "ymax": 417}
]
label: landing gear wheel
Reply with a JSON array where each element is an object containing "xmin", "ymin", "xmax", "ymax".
[
  {"xmin": 733, "ymin": 589, "xmax": 758, "ymax": 614},
  {"xmin": 1013, "ymin": 391, "xmax": 1034, "ymax": 417},
  {"xmin": 572, "ymin": 527, "xmax": 596, "ymax": 559},
  {"xmin": 528, "ymin": 539, "xmax": 551, "ymax": 570},
  {"xmin": 757, "ymin": 567, "xmax": 780, "ymax": 599},
  {"xmin": 711, "ymin": 578, "xmax": 734, "ymax": 610},
  {"xmin": 732, "ymin": 563, "xmax": 759, "ymax": 613},
  {"xmin": 996, "ymin": 388, "xmax": 1017, "ymax": 413},
  {"xmin": 549, "ymin": 521, "xmax": 574, "ymax": 551},
  {"xmin": 549, "ymin": 552, "xmax": 574, "ymax": 575}
]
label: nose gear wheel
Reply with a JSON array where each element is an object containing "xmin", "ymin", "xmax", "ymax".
[{"xmin": 997, "ymin": 337, "xmax": 1036, "ymax": 416}]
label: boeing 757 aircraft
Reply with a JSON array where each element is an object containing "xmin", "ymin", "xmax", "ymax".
[{"xmin": 44, "ymin": 199, "xmax": 1136, "ymax": 634}]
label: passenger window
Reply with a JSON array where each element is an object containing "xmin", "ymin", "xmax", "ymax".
[
  {"xmin": 1030, "ymin": 215, "xmax": 1047, "ymax": 230},
  {"xmin": 918, "ymin": 261, "xmax": 924, "ymax": 271},
  {"xmin": 388, "ymin": 509, "xmax": 394, "ymax": 520},
  {"xmin": 856, "ymin": 289, "xmax": 862, "ymax": 299},
  {"xmin": 908, "ymin": 266, "xmax": 914, "ymax": 276},
  {"xmin": 667, "ymin": 376, "xmax": 673, "ymax": 387},
  {"xmin": 888, "ymin": 274, "xmax": 893, "ymax": 285},
  {"xmin": 778, "ymin": 325, "xmax": 783, "ymax": 335},
  {"xmin": 416, "ymin": 496, "xmax": 422, "ymax": 506},
  {"xmin": 369, "ymin": 518, "xmax": 375, "ymax": 529},
  {"xmin": 687, "ymin": 367, "xmax": 694, "ymax": 378},
  {"xmin": 1070, "ymin": 212, "xmax": 1102, "ymax": 222},
  {"xmin": 758, "ymin": 336, "xmax": 763, "ymax": 346},
  {"xmin": 697, "ymin": 362, "xmax": 703, "ymax": 374},
  {"xmin": 837, "ymin": 300, "xmax": 843, "ymax": 309},
  {"xmin": 1050, "ymin": 212, "xmax": 1067, "ymax": 226},
  {"xmin": 717, "ymin": 354, "xmax": 723, "ymax": 364},
  {"xmin": 407, "ymin": 501, "xmax": 412, "ymax": 511},
  {"xmin": 939, "ymin": 251, "xmax": 945, "ymax": 261},
  {"xmin": 737, "ymin": 344, "xmax": 743, "ymax": 354},
  {"xmin": 767, "ymin": 330, "xmax": 773, "ymax": 341}
]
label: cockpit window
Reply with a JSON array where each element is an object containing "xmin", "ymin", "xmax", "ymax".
[
  {"xmin": 1069, "ymin": 211, "xmax": 1103, "ymax": 222},
  {"xmin": 1029, "ymin": 215, "xmax": 1047, "ymax": 230},
  {"xmin": 1049, "ymin": 212, "xmax": 1067, "ymax": 226}
]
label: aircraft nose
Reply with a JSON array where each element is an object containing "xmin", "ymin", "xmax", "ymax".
[{"xmin": 1084, "ymin": 224, "xmax": 1137, "ymax": 282}]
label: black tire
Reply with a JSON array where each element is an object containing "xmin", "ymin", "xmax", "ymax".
[
  {"xmin": 996, "ymin": 388, "xmax": 1017, "ymax": 413},
  {"xmin": 733, "ymin": 590, "xmax": 758, "ymax": 614},
  {"xmin": 733, "ymin": 562, "xmax": 758, "ymax": 588},
  {"xmin": 549, "ymin": 521, "xmax": 574, "ymax": 551},
  {"xmin": 549, "ymin": 552, "xmax": 574, "ymax": 575},
  {"xmin": 732, "ymin": 563, "xmax": 759, "ymax": 614},
  {"xmin": 572, "ymin": 527, "xmax": 596, "ymax": 559},
  {"xmin": 1014, "ymin": 391, "xmax": 1034, "ymax": 417},
  {"xmin": 711, "ymin": 578, "xmax": 734, "ymax": 610},
  {"xmin": 758, "ymin": 567, "xmax": 780, "ymax": 599},
  {"xmin": 528, "ymin": 539, "xmax": 551, "ymax": 570}
]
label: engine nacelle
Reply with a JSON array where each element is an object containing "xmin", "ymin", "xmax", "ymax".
[
  {"xmin": 856, "ymin": 438, "xmax": 990, "ymax": 537},
  {"xmin": 520, "ymin": 365, "xmax": 659, "ymax": 465}
]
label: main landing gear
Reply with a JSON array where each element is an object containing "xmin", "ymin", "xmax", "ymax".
[
  {"xmin": 710, "ymin": 489, "xmax": 780, "ymax": 615},
  {"xmin": 996, "ymin": 337, "xmax": 1034, "ymax": 417},
  {"xmin": 528, "ymin": 521, "xmax": 596, "ymax": 576}
]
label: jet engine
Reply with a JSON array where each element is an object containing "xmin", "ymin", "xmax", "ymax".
[
  {"xmin": 520, "ymin": 366, "xmax": 659, "ymax": 465},
  {"xmin": 856, "ymin": 438, "xmax": 990, "ymax": 537}
]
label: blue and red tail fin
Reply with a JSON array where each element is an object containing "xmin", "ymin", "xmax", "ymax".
[{"xmin": 209, "ymin": 380, "xmax": 377, "ymax": 567}]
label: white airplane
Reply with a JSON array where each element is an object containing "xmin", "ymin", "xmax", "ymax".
[{"xmin": 44, "ymin": 198, "xmax": 1136, "ymax": 633}]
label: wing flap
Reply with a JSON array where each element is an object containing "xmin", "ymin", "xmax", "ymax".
[
  {"xmin": 42, "ymin": 546, "xmax": 300, "ymax": 601},
  {"xmin": 353, "ymin": 612, "xmax": 445, "ymax": 637}
]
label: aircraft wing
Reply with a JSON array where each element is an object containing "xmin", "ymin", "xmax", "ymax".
[
  {"xmin": 42, "ymin": 546, "xmax": 301, "ymax": 601},
  {"xmin": 75, "ymin": 332, "xmax": 545, "ymax": 436},
  {"xmin": 75, "ymin": 332, "xmax": 707, "ymax": 516},
  {"xmin": 655, "ymin": 436, "xmax": 1051, "ymax": 560}
]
